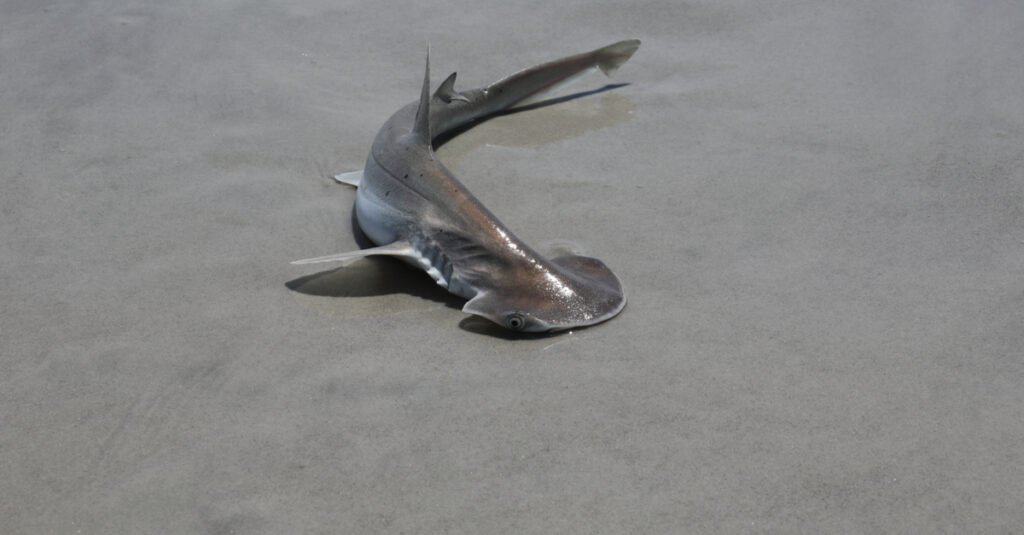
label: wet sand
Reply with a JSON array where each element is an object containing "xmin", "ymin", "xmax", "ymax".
[{"xmin": 2, "ymin": 1, "xmax": 1023, "ymax": 532}]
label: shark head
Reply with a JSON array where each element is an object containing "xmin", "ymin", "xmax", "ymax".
[{"xmin": 462, "ymin": 254, "xmax": 626, "ymax": 333}]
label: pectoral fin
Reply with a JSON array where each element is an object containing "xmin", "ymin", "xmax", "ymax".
[
  {"xmin": 332, "ymin": 170, "xmax": 363, "ymax": 187},
  {"xmin": 291, "ymin": 240, "xmax": 414, "ymax": 266}
]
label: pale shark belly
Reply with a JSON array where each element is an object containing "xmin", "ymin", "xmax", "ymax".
[{"xmin": 354, "ymin": 163, "xmax": 477, "ymax": 300}]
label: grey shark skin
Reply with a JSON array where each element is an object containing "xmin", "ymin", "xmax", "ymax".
[{"xmin": 294, "ymin": 40, "xmax": 640, "ymax": 332}]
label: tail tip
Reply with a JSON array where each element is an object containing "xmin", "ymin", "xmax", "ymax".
[{"xmin": 597, "ymin": 39, "xmax": 641, "ymax": 76}]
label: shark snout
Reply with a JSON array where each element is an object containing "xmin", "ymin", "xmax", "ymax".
[{"xmin": 462, "ymin": 254, "xmax": 626, "ymax": 333}]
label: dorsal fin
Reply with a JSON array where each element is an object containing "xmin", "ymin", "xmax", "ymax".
[
  {"xmin": 434, "ymin": 72, "xmax": 469, "ymax": 103},
  {"xmin": 411, "ymin": 46, "xmax": 431, "ymax": 144}
]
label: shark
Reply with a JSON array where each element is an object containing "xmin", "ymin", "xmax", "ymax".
[{"xmin": 292, "ymin": 40, "xmax": 640, "ymax": 332}]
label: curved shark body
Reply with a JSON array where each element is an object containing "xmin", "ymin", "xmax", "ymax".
[{"xmin": 294, "ymin": 40, "xmax": 640, "ymax": 332}]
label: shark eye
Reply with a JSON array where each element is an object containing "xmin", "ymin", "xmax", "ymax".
[{"xmin": 505, "ymin": 313, "xmax": 527, "ymax": 331}]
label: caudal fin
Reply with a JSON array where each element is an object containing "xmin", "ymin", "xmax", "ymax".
[{"xmin": 595, "ymin": 39, "xmax": 641, "ymax": 76}]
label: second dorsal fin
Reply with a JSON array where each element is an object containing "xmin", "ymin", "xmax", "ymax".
[{"xmin": 434, "ymin": 72, "xmax": 469, "ymax": 103}]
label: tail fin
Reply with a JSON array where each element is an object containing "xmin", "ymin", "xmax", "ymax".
[
  {"xmin": 595, "ymin": 39, "xmax": 641, "ymax": 76},
  {"xmin": 410, "ymin": 46, "xmax": 432, "ymax": 144}
]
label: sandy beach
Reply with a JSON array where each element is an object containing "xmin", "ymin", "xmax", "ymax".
[{"xmin": 2, "ymin": 0, "xmax": 1023, "ymax": 532}]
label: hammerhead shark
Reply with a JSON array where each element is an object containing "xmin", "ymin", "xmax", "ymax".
[{"xmin": 293, "ymin": 40, "xmax": 640, "ymax": 332}]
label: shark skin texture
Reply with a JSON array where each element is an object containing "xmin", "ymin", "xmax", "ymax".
[{"xmin": 293, "ymin": 40, "xmax": 640, "ymax": 332}]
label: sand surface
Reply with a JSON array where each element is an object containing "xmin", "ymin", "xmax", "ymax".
[{"xmin": 2, "ymin": 1, "xmax": 1023, "ymax": 532}]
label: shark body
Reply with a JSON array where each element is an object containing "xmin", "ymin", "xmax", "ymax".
[{"xmin": 294, "ymin": 40, "xmax": 640, "ymax": 332}]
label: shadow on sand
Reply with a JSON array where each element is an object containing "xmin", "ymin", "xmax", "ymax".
[
  {"xmin": 286, "ymin": 218, "xmax": 463, "ymax": 308},
  {"xmin": 433, "ymin": 83, "xmax": 630, "ymax": 149}
]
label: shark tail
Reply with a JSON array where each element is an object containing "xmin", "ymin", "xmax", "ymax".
[{"xmin": 595, "ymin": 39, "xmax": 642, "ymax": 76}]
